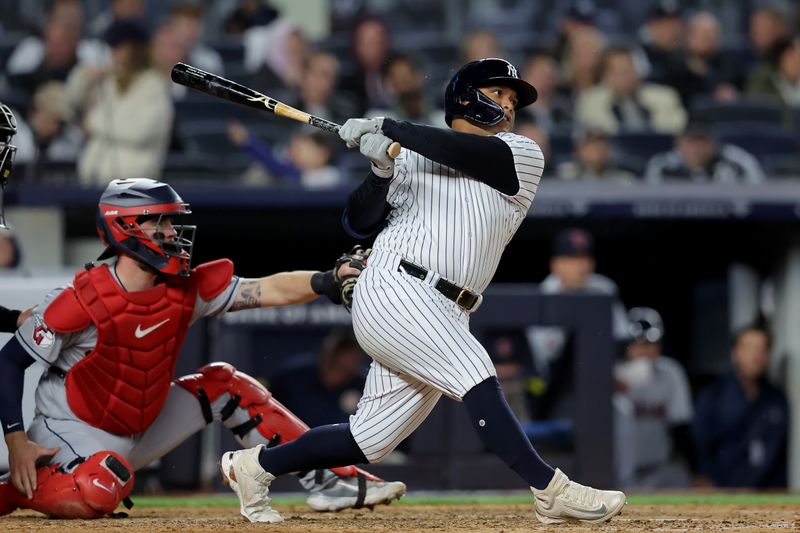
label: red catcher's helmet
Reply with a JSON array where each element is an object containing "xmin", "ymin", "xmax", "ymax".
[{"xmin": 96, "ymin": 178, "xmax": 195, "ymax": 276}]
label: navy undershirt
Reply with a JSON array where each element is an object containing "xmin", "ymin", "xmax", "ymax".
[{"xmin": 0, "ymin": 337, "xmax": 35, "ymax": 434}]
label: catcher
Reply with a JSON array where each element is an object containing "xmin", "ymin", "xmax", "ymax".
[{"xmin": 0, "ymin": 177, "xmax": 403, "ymax": 520}]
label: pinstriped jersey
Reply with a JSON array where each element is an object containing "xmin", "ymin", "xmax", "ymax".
[{"xmin": 372, "ymin": 131, "xmax": 544, "ymax": 293}]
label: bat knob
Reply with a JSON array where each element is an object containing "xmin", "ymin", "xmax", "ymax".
[{"xmin": 387, "ymin": 142, "xmax": 401, "ymax": 159}]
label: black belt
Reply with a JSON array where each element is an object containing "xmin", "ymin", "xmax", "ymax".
[{"xmin": 398, "ymin": 260, "xmax": 481, "ymax": 312}]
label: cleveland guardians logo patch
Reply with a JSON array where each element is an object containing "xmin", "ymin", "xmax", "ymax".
[{"xmin": 32, "ymin": 314, "xmax": 54, "ymax": 347}]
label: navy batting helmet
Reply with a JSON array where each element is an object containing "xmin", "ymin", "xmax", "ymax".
[
  {"xmin": 627, "ymin": 307, "xmax": 664, "ymax": 344},
  {"xmin": 444, "ymin": 58, "xmax": 537, "ymax": 127},
  {"xmin": 96, "ymin": 178, "xmax": 195, "ymax": 276},
  {"xmin": 0, "ymin": 103, "xmax": 17, "ymax": 229}
]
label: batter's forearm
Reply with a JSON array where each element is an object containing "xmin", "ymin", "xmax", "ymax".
[
  {"xmin": 381, "ymin": 118, "xmax": 520, "ymax": 194},
  {"xmin": 230, "ymin": 273, "xmax": 319, "ymax": 311},
  {"xmin": 343, "ymin": 171, "xmax": 392, "ymax": 238}
]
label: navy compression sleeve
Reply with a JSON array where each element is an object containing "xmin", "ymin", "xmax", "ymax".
[
  {"xmin": 0, "ymin": 305, "xmax": 21, "ymax": 333},
  {"xmin": 0, "ymin": 337, "xmax": 35, "ymax": 434},
  {"xmin": 342, "ymin": 171, "xmax": 392, "ymax": 238},
  {"xmin": 381, "ymin": 118, "xmax": 520, "ymax": 195}
]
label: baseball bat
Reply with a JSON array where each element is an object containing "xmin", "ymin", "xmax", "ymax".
[{"xmin": 171, "ymin": 62, "xmax": 401, "ymax": 159}]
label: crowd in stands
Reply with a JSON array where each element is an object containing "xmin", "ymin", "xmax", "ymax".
[
  {"xmin": 0, "ymin": 0, "xmax": 799, "ymax": 188},
  {"xmin": 488, "ymin": 227, "xmax": 789, "ymax": 490}
]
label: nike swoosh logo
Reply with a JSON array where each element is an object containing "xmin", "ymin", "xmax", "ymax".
[
  {"xmin": 564, "ymin": 502, "xmax": 607, "ymax": 518},
  {"xmin": 6, "ymin": 422, "xmax": 21, "ymax": 429},
  {"xmin": 92, "ymin": 478, "xmax": 115, "ymax": 493},
  {"xmin": 135, "ymin": 318, "xmax": 171, "ymax": 338}
]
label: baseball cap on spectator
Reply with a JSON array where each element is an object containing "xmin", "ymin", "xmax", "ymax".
[
  {"xmin": 553, "ymin": 228, "xmax": 595, "ymax": 257},
  {"xmin": 680, "ymin": 118, "xmax": 715, "ymax": 139},
  {"xmin": 104, "ymin": 18, "xmax": 150, "ymax": 47},
  {"xmin": 648, "ymin": 0, "xmax": 683, "ymax": 20},
  {"xmin": 572, "ymin": 124, "xmax": 612, "ymax": 143},
  {"xmin": 566, "ymin": 0, "xmax": 597, "ymax": 24}
]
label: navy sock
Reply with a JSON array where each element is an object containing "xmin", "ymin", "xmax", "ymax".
[
  {"xmin": 258, "ymin": 423, "xmax": 368, "ymax": 476},
  {"xmin": 463, "ymin": 377, "xmax": 555, "ymax": 489}
]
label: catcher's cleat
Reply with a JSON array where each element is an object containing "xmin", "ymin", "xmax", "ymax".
[
  {"xmin": 220, "ymin": 444, "xmax": 282, "ymax": 523},
  {"xmin": 531, "ymin": 468, "xmax": 626, "ymax": 524},
  {"xmin": 300, "ymin": 469, "xmax": 406, "ymax": 512}
]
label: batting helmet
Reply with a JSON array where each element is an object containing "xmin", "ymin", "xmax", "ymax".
[
  {"xmin": 96, "ymin": 178, "xmax": 195, "ymax": 276},
  {"xmin": 444, "ymin": 58, "xmax": 537, "ymax": 127},
  {"xmin": 0, "ymin": 103, "xmax": 18, "ymax": 229},
  {"xmin": 627, "ymin": 307, "xmax": 664, "ymax": 344}
]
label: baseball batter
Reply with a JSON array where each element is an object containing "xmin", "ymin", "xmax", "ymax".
[
  {"xmin": 223, "ymin": 58, "xmax": 627, "ymax": 524},
  {"xmin": 0, "ymin": 178, "xmax": 405, "ymax": 520}
]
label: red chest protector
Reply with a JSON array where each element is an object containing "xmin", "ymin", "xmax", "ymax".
[{"xmin": 43, "ymin": 259, "xmax": 234, "ymax": 436}]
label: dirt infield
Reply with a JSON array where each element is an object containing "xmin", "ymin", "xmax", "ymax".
[{"xmin": 3, "ymin": 502, "xmax": 798, "ymax": 533}]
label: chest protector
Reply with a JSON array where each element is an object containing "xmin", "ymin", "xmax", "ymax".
[{"xmin": 44, "ymin": 259, "xmax": 233, "ymax": 435}]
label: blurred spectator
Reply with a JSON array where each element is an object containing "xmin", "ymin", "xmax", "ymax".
[
  {"xmin": 12, "ymin": 82, "xmax": 82, "ymax": 166},
  {"xmin": 659, "ymin": 12, "xmax": 740, "ymax": 107},
  {"xmin": 614, "ymin": 307, "xmax": 693, "ymax": 488},
  {"xmin": 746, "ymin": 36, "xmax": 800, "ymax": 127},
  {"xmin": 645, "ymin": 120, "xmax": 765, "ymax": 184},
  {"xmin": 693, "ymin": 326, "xmax": 788, "ymax": 488},
  {"xmin": 514, "ymin": 115, "xmax": 551, "ymax": 170},
  {"xmin": 367, "ymin": 54, "xmax": 445, "ymax": 126},
  {"xmin": 245, "ymin": 20, "xmax": 309, "ymax": 93},
  {"xmin": 6, "ymin": 0, "xmax": 105, "ymax": 96},
  {"xmin": 576, "ymin": 46, "xmax": 686, "ymax": 133},
  {"xmin": 525, "ymin": 228, "xmax": 628, "ymax": 420},
  {"xmin": 0, "ymin": 232, "xmax": 21, "ymax": 269},
  {"xmin": 152, "ymin": 22, "xmax": 189, "ymax": 99},
  {"xmin": 459, "ymin": 29, "xmax": 502, "ymax": 63},
  {"xmin": 269, "ymin": 331, "xmax": 367, "ymax": 428},
  {"xmin": 89, "ymin": 0, "xmax": 145, "ymax": 39},
  {"xmin": 561, "ymin": 28, "xmax": 606, "ymax": 96},
  {"xmin": 639, "ymin": 0, "xmax": 684, "ymax": 82},
  {"xmin": 285, "ymin": 51, "xmax": 356, "ymax": 124},
  {"xmin": 223, "ymin": 0, "xmax": 279, "ymax": 35},
  {"xmin": 488, "ymin": 333, "xmax": 531, "ymax": 422},
  {"xmin": 339, "ymin": 17, "xmax": 393, "ymax": 114},
  {"xmin": 228, "ymin": 122, "xmax": 342, "ymax": 189},
  {"xmin": 521, "ymin": 53, "xmax": 571, "ymax": 133},
  {"xmin": 73, "ymin": 19, "xmax": 173, "ymax": 185},
  {"xmin": 554, "ymin": 0, "xmax": 598, "ymax": 64},
  {"xmin": 557, "ymin": 126, "xmax": 635, "ymax": 183},
  {"xmin": 168, "ymin": 2, "xmax": 224, "ymax": 75},
  {"xmin": 749, "ymin": 5, "xmax": 791, "ymax": 59}
]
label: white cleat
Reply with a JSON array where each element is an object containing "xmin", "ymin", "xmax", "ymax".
[
  {"xmin": 531, "ymin": 468, "xmax": 626, "ymax": 524},
  {"xmin": 302, "ymin": 469, "xmax": 407, "ymax": 512},
  {"xmin": 220, "ymin": 444, "xmax": 283, "ymax": 523}
]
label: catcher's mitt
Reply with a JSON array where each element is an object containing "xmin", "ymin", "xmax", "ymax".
[{"xmin": 334, "ymin": 245, "xmax": 371, "ymax": 312}]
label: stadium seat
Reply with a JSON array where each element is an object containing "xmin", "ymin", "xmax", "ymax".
[
  {"xmin": 691, "ymin": 98, "xmax": 785, "ymax": 126},
  {"xmin": 718, "ymin": 128, "xmax": 800, "ymax": 160},
  {"xmin": 612, "ymin": 132, "xmax": 674, "ymax": 160}
]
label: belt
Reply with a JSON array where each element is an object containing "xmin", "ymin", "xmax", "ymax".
[{"xmin": 398, "ymin": 260, "xmax": 482, "ymax": 312}]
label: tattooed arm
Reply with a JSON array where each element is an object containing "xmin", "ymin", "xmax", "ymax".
[
  {"xmin": 229, "ymin": 272, "xmax": 318, "ymax": 311},
  {"xmin": 228, "ymin": 262, "xmax": 364, "ymax": 312}
]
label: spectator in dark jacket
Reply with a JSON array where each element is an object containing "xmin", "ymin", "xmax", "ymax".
[
  {"xmin": 692, "ymin": 326, "xmax": 789, "ymax": 488},
  {"xmin": 645, "ymin": 120, "xmax": 764, "ymax": 184}
]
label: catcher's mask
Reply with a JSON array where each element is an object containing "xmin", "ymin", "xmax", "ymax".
[
  {"xmin": 96, "ymin": 178, "xmax": 195, "ymax": 276},
  {"xmin": 0, "ymin": 103, "xmax": 18, "ymax": 229}
]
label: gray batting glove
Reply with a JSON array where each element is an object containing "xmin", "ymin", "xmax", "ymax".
[
  {"xmin": 339, "ymin": 117, "xmax": 384, "ymax": 148},
  {"xmin": 360, "ymin": 132, "xmax": 395, "ymax": 178}
]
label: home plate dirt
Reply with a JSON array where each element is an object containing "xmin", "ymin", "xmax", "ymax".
[{"xmin": 2, "ymin": 503, "xmax": 798, "ymax": 533}]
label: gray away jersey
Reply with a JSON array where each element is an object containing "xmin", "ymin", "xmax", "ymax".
[
  {"xmin": 15, "ymin": 264, "xmax": 241, "ymax": 422},
  {"xmin": 373, "ymin": 131, "xmax": 544, "ymax": 293}
]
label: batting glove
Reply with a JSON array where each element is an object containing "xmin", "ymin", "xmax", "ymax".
[
  {"xmin": 339, "ymin": 117, "xmax": 384, "ymax": 148},
  {"xmin": 359, "ymin": 133, "xmax": 395, "ymax": 178}
]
